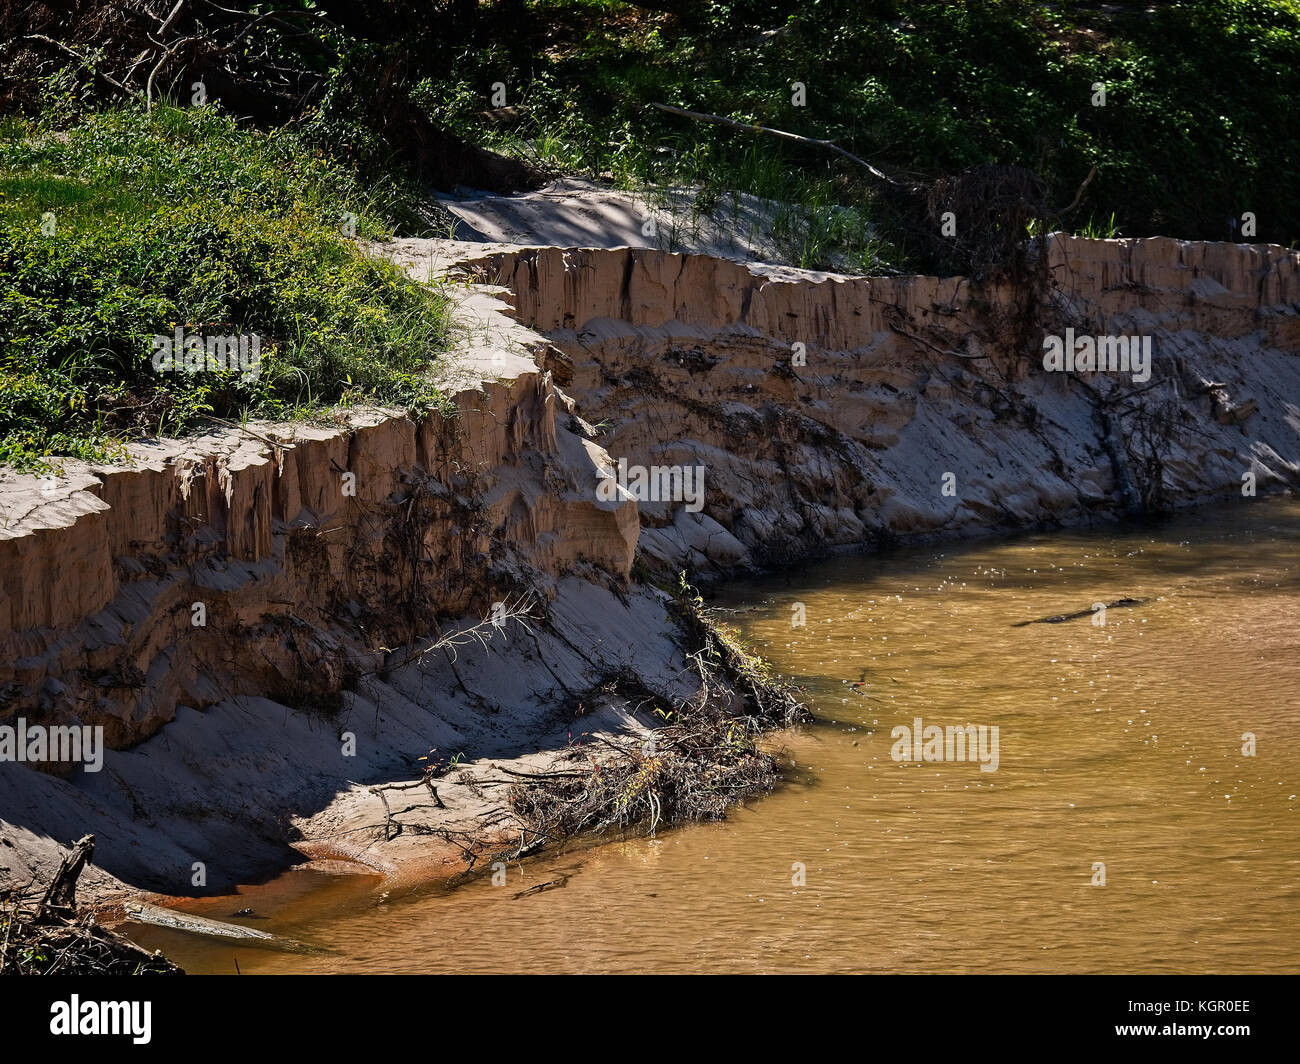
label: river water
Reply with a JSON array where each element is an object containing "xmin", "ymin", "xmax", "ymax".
[{"xmin": 128, "ymin": 497, "xmax": 1300, "ymax": 973}]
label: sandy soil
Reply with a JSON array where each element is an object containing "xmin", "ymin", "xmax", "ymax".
[
  {"xmin": 0, "ymin": 579, "xmax": 691, "ymax": 906},
  {"xmin": 437, "ymin": 176, "xmax": 814, "ymax": 265}
]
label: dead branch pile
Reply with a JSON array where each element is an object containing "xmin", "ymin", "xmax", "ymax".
[
  {"xmin": 0, "ymin": 835, "xmax": 182, "ymax": 976},
  {"xmin": 507, "ymin": 583, "xmax": 810, "ymax": 842},
  {"xmin": 919, "ymin": 163, "xmax": 1050, "ymax": 281}
]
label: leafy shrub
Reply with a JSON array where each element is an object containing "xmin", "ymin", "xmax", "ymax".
[{"xmin": 0, "ymin": 103, "xmax": 450, "ymax": 467}]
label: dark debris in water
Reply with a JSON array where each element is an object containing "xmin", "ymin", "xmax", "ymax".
[{"xmin": 1011, "ymin": 597, "xmax": 1148, "ymax": 627}]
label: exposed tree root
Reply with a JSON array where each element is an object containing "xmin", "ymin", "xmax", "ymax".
[{"xmin": 1, "ymin": 836, "xmax": 181, "ymax": 975}]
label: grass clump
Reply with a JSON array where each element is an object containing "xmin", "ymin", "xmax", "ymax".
[{"xmin": 0, "ymin": 102, "xmax": 451, "ymax": 469}]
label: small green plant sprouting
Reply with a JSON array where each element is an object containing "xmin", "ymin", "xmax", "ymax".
[{"xmin": 1079, "ymin": 211, "xmax": 1122, "ymax": 239}]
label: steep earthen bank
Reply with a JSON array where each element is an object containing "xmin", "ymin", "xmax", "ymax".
[
  {"xmin": 458, "ymin": 235, "xmax": 1300, "ymax": 576},
  {"xmin": 1, "ymin": 235, "xmax": 1297, "ymax": 907},
  {"xmin": 0, "ymin": 285, "xmax": 660, "ymax": 898},
  {"xmin": 0, "ymin": 373, "xmax": 634, "ymax": 747}
]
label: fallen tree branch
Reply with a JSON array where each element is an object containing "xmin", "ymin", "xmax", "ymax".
[
  {"xmin": 2, "ymin": 835, "xmax": 181, "ymax": 975},
  {"xmin": 1057, "ymin": 164, "xmax": 1099, "ymax": 216},
  {"xmin": 649, "ymin": 102, "xmax": 906, "ymax": 187},
  {"xmin": 367, "ymin": 775, "xmax": 446, "ymax": 841},
  {"xmin": 156, "ymin": 0, "xmax": 189, "ymax": 38},
  {"xmin": 21, "ymin": 36, "xmax": 133, "ymax": 94},
  {"xmin": 491, "ymin": 763, "xmax": 589, "ymax": 780},
  {"xmin": 37, "ymin": 834, "xmax": 94, "ymax": 919}
]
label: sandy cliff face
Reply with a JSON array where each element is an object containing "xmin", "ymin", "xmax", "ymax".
[
  {"xmin": 1, "ymin": 234, "xmax": 1297, "ymax": 898},
  {"xmin": 0, "ymin": 353, "xmax": 637, "ymax": 753},
  {"xmin": 457, "ymin": 236, "xmax": 1300, "ymax": 576},
  {"xmin": 0, "ymin": 282, "xmax": 652, "ymax": 894}
]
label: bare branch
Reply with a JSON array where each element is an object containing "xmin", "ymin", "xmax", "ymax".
[{"xmin": 649, "ymin": 101, "xmax": 906, "ymax": 188}]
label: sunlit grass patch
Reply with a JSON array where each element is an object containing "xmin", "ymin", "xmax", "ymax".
[{"xmin": 0, "ymin": 103, "xmax": 452, "ymax": 469}]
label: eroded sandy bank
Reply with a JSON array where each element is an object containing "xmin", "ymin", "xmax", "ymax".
[{"xmin": 2, "ymin": 234, "xmax": 1297, "ymax": 915}]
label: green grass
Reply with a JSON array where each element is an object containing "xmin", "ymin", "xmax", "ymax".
[{"xmin": 0, "ymin": 103, "xmax": 452, "ymax": 469}]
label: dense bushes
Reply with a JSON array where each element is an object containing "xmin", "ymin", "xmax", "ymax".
[
  {"xmin": 0, "ymin": 104, "xmax": 450, "ymax": 466},
  {"xmin": 447, "ymin": 0, "xmax": 1300, "ymax": 252},
  {"xmin": 3, "ymin": 1, "xmax": 1297, "ymax": 462}
]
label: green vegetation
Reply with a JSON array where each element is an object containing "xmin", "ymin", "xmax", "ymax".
[
  {"xmin": 0, "ymin": 103, "xmax": 450, "ymax": 468},
  {"xmin": 3, "ymin": 1, "xmax": 1297, "ymax": 464},
  {"xmin": 427, "ymin": 0, "xmax": 1300, "ymax": 260}
]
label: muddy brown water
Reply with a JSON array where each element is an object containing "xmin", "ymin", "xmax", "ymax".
[{"xmin": 127, "ymin": 497, "xmax": 1300, "ymax": 973}]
